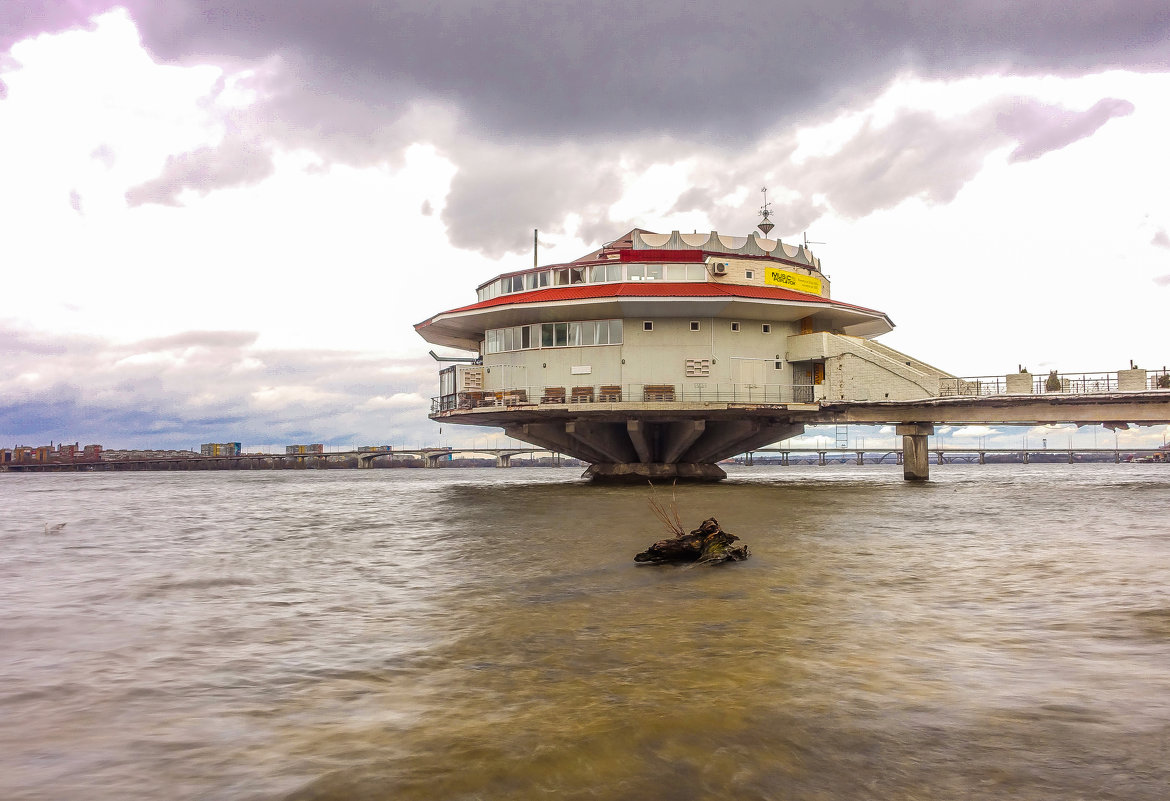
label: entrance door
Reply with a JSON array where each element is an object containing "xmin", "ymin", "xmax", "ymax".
[
  {"xmin": 793, "ymin": 362, "xmax": 814, "ymax": 402},
  {"xmin": 732, "ymin": 358, "xmax": 768, "ymax": 402}
]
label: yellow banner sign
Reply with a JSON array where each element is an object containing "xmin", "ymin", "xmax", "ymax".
[{"xmin": 765, "ymin": 267, "xmax": 822, "ymax": 295}]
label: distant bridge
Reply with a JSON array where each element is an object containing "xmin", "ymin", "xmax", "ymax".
[
  {"xmin": 3, "ymin": 447, "xmax": 563, "ymax": 472},
  {"xmin": 743, "ymin": 447, "xmax": 1169, "ymax": 466}
]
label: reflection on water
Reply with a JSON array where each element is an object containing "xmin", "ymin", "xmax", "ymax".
[{"xmin": 2, "ymin": 465, "xmax": 1169, "ymax": 800}]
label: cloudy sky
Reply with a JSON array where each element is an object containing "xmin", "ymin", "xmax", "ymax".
[{"xmin": 2, "ymin": 1, "xmax": 1169, "ymax": 452}]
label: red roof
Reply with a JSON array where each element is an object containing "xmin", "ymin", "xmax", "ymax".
[{"xmin": 427, "ymin": 282, "xmax": 882, "ymax": 320}]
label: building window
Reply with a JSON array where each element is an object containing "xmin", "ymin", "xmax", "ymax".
[
  {"xmin": 685, "ymin": 358, "xmax": 711, "ymax": 377},
  {"xmin": 762, "ymin": 324, "xmax": 771, "ymax": 334},
  {"xmin": 643, "ymin": 321, "xmax": 654, "ymax": 332},
  {"xmin": 745, "ymin": 270, "xmax": 754, "ymax": 279},
  {"xmin": 774, "ymin": 361, "xmax": 783, "ymax": 370},
  {"xmin": 484, "ymin": 320, "xmax": 622, "ymax": 353},
  {"xmin": 689, "ymin": 321, "xmax": 700, "ymax": 331},
  {"xmin": 731, "ymin": 322, "xmax": 740, "ymax": 332}
]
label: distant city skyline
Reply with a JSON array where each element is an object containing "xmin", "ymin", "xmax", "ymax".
[{"xmin": 3, "ymin": 4, "xmax": 1168, "ymax": 450}]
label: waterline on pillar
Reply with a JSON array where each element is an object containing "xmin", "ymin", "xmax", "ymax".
[{"xmin": 582, "ymin": 463, "xmax": 727, "ymax": 483}]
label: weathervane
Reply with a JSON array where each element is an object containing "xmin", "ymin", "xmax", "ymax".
[{"xmin": 757, "ymin": 186, "xmax": 774, "ymax": 237}]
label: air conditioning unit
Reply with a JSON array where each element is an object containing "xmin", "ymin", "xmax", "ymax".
[{"xmin": 712, "ymin": 262, "xmax": 728, "ymax": 275}]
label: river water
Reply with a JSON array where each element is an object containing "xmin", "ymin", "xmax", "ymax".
[{"xmin": 3, "ymin": 464, "xmax": 1169, "ymax": 800}]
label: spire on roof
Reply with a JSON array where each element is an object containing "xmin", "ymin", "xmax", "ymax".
[{"xmin": 757, "ymin": 187, "xmax": 774, "ymax": 237}]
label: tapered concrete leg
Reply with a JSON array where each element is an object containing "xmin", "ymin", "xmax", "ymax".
[{"xmin": 897, "ymin": 424, "xmax": 934, "ymax": 481}]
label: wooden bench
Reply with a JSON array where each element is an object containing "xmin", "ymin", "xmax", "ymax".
[
  {"xmin": 569, "ymin": 386, "xmax": 595, "ymax": 403},
  {"xmin": 541, "ymin": 387, "xmax": 566, "ymax": 404},
  {"xmin": 503, "ymin": 389, "xmax": 529, "ymax": 406},
  {"xmin": 598, "ymin": 385, "xmax": 622, "ymax": 402},
  {"xmin": 643, "ymin": 384, "xmax": 676, "ymax": 402}
]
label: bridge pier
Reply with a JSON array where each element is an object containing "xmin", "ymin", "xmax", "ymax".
[
  {"xmin": 1023, "ymin": 451, "xmax": 1029, "ymax": 464},
  {"xmin": 818, "ymin": 451, "xmax": 826, "ymax": 466},
  {"xmin": 782, "ymin": 452, "xmax": 789, "ymax": 466},
  {"xmin": 978, "ymin": 451, "xmax": 986, "ymax": 464},
  {"xmin": 496, "ymin": 453, "xmax": 511, "ymax": 468},
  {"xmin": 583, "ymin": 462, "xmax": 727, "ymax": 482},
  {"xmin": 856, "ymin": 451, "xmax": 864, "ymax": 465},
  {"xmin": 935, "ymin": 450, "xmax": 944, "ymax": 465},
  {"xmin": 897, "ymin": 424, "xmax": 934, "ymax": 481}
]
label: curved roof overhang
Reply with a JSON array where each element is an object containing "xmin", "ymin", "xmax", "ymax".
[{"xmin": 415, "ymin": 283, "xmax": 894, "ymax": 351}]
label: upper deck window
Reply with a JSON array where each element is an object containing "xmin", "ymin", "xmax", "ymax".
[{"xmin": 477, "ymin": 259, "xmax": 774, "ymax": 300}]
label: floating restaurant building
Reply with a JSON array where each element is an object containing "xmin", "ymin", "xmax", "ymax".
[{"xmin": 415, "ymin": 227, "xmax": 954, "ymax": 480}]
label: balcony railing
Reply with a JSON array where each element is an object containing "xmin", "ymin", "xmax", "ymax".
[
  {"xmin": 939, "ymin": 369, "xmax": 1170, "ymax": 397},
  {"xmin": 431, "ymin": 383, "xmax": 824, "ymax": 414}
]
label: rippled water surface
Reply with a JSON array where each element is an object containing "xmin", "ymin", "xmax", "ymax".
[{"xmin": 3, "ymin": 464, "xmax": 1169, "ymax": 800}]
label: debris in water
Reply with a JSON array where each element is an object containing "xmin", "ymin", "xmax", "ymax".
[{"xmin": 635, "ymin": 517, "xmax": 750, "ymax": 565}]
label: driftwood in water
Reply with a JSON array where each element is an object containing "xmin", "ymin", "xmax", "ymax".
[{"xmin": 634, "ymin": 517, "xmax": 750, "ymax": 565}]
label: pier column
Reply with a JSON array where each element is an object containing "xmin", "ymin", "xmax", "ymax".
[
  {"xmin": 495, "ymin": 453, "xmax": 512, "ymax": 468},
  {"xmin": 818, "ymin": 451, "xmax": 826, "ymax": 466},
  {"xmin": 781, "ymin": 452, "xmax": 789, "ymax": 466},
  {"xmin": 897, "ymin": 424, "xmax": 934, "ymax": 481},
  {"xmin": 935, "ymin": 450, "xmax": 943, "ymax": 465},
  {"xmin": 978, "ymin": 451, "xmax": 986, "ymax": 464},
  {"xmin": 856, "ymin": 451, "xmax": 864, "ymax": 465}
]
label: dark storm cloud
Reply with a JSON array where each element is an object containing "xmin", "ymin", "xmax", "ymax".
[
  {"xmin": 0, "ymin": 1, "xmax": 118, "ymax": 52},
  {"xmin": 11, "ymin": 1, "xmax": 1167, "ymax": 142},
  {"xmin": 0, "ymin": 323, "xmax": 440, "ymax": 448},
  {"xmin": 111, "ymin": 0, "xmax": 1170, "ymax": 142},
  {"xmin": 439, "ymin": 94, "xmax": 1136, "ymax": 252},
  {"xmin": 998, "ymin": 97, "xmax": 1135, "ymax": 162},
  {"xmin": 124, "ymin": 134, "xmax": 274, "ymax": 206},
  {"xmin": 8, "ymin": 2, "xmax": 1166, "ymax": 252}
]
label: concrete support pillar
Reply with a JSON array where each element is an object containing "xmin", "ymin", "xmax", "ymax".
[
  {"xmin": 1068, "ymin": 451, "xmax": 1074, "ymax": 464},
  {"xmin": 1115, "ymin": 450, "xmax": 1121, "ymax": 463},
  {"xmin": 1023, "ymin": 451, "xmax": 1029, "ymax": 464},
  {"xmin": 936, "ymin": 450, "xmax": 943, "ymax": 465},
  {"xmin": 856, "ymin": 451, "xmax": 864, "ymax": 465},
  {"xmin": 626, "ymin": 420, "xmax": 653, "ymax": 464},
  {"xmin": 495, "ymin": 453, "xmax": 511, "ymax": 468},
  {"xmin": 781, "ymin": 452, "xmax": 789, "ymax": 466},
  {"xmin": 978, "ymin": 451, "xmax": 985, "ymax": 464},
  {"xmin": 897, "ymin": 424, "xmax": 934, "ymax": 481},
  {"xmin": 818, "ymin": 451, "xmax": 826, "ymax": 466}
]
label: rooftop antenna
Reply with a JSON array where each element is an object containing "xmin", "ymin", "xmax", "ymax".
[
  {"xmin": 802, "ymin": 231, "xmax": 825, "ymax": 250},
  {"xmin": 533, "ymin": 228, "xmax": 538, "ymax": 269},
  {"xmin": 757, "ymin": 187, "xmax": 774, "ymax": 238}
]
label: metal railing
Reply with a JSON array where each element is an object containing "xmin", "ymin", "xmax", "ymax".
[
  {"xmin": 938, "ymin": 370, "xmax": 1170, "ymax": 397},
  {"xmin": 431, "ymin": 383, "xmax": 824, "ymax": 413}
]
